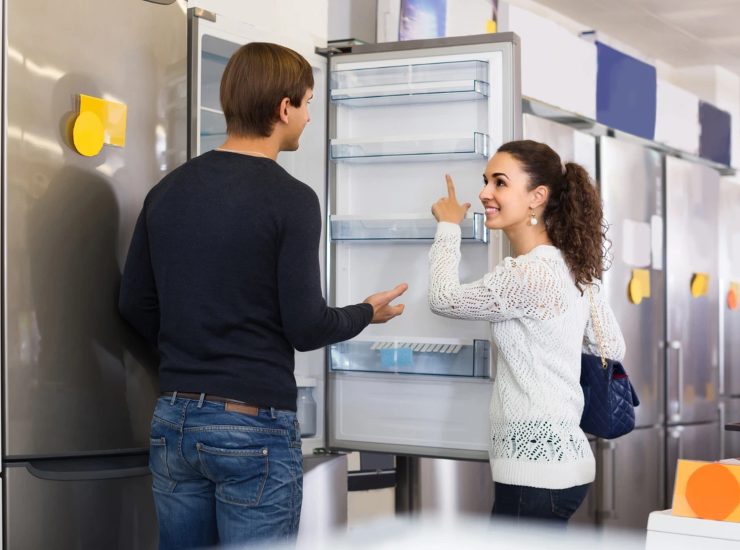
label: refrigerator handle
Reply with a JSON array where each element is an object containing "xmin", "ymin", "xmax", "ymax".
[
  {"xmin": 668, "ymin": 341, "xmax": 684, "ymax": 419},
  {"xmin": 719, "ymin": 401, "xmax": 726, "ymax": 459},
  {"xmin": 26, "ymin": 460, "xmax": 150, "ymax": 482},
  {"xmin": 597, "ymin": 439, "xmax": 617, "ymax": 520}
]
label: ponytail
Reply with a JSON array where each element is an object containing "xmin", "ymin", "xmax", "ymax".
[{"xmin": 496, "ymin": 140, "xmax": 608, "ymax": 292}]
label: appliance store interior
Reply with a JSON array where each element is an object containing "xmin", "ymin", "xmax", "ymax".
[{"xmin": 2, "ymin": 0, "xmax": 740, "ymax": 548}]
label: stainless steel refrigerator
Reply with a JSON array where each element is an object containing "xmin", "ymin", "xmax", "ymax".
[
  {"xmin": 719, "ymin": 178, "xmax": 740, "ymax": 460},
  {"xmin": 597, "ymin": 137, "xmax": 666, "ymax": 528},
  {"xmin": 664, "ymin": 155, "xmax": 721, "ymax": 502},
  {"xmin": 189, "ymin": 7, "xmax": 522, "ymax": 464},
  {"xmin": 3, "ymin": 0, "xmax": 186, "ymax": 547}
]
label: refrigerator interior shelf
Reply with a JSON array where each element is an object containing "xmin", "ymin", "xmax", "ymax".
[
  {"xmin": 330, "ymin": 212, "xmax": 489, "ymax": 243},
  {"xmin": 330, "ymin": 338, "xmax": 490, "ymax": 378},
  {"xmin": 330, "ymin": 133, "xmax": 489, "ymax": 162},
  {"xmin": 200, "ymin": 106, "xmax": 226, "ymax": 137},
  {"xmin": 330, "ymin": 60, "xmax": 489, "ymax": 107}
]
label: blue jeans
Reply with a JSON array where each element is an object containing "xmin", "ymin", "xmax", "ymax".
[
  {"xmin": 492, "ymin": 482, "xmax": 590, "ymax": 524},
  {"xmin": 149, "ymin": 395, "xmax": 303, "ymax": 549}
]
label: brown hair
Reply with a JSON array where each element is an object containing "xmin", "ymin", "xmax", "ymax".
[
  {"xmin": 220, "ymin": 42, "xmax": 314, "ymax": 138},
  {"xmin": 497, "ymin": 140, "xmax": 609, "ymax": 291}
]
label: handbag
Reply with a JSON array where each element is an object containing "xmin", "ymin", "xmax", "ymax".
[{"xmin": 579, "ymin": 286, "xmax": 640, "ymax": 439}]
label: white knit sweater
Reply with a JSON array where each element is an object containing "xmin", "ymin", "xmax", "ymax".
[{"xmin": 429, "ymin": 222, "xmax": 626, "ymax": 489}]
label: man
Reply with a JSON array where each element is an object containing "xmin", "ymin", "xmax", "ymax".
[{"xmin": 119, "ymin": 42, "xmax": 407, "ymax": 549}]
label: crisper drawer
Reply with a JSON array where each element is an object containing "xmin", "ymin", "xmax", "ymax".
[
  {"xmin": 5, "ymin": 454, "xmax": 157, "ymax": 550},
  {"xmin": 328, "ymin": 372, "xmax": 493, "ymax": 459}
]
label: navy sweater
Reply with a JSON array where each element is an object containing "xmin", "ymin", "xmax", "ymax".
[{"xmin": 119, "ymin": 150, "xmax": 373, "ymax": 410}]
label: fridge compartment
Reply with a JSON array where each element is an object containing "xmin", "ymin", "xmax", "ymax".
[
  {"xmin": 330, "ymin": 338, "xmax": 491, "ymax": 378},
  {"xmin": 330, "ymin": 133, "xmax": 489, "ymax": 162},
  {"xmin": 330, "ymin": 213, "xmax": 489, "ymax": 243},
  {"xmin": 330, "ymin": 60, "xmax": 489, "ymax": 106},
  {"xmin": 200, "ymin": 106, "xmax": 226, "ymax": 137}
]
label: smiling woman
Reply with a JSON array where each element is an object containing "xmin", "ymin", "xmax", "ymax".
[{"xmin": 428, "ymin": 139, "xmax": 624, "ymax": 524}]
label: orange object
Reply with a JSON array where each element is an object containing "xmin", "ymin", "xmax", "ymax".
[
  {"xmin": 729, "ymin": 284, "xmax": 738, "ymax": 311},
  {"xmin": 673, "ymin": 459, "xmax": 740, "ymax": 522}
]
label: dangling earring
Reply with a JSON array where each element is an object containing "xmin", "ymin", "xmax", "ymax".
[{"xmin": 529, "ymin": 208, "xmax": 538, "ymax": 226}]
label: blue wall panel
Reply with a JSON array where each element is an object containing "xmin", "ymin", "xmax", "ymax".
[
  {"xmin": 596, "ymin": 42, "xmax": 657, "ymax": 140},
  {"xmin": 699, "ymin": 101, "xmax": 731, "ymax": 166}
]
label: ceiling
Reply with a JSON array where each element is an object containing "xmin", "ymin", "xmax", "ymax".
[{"xmin": 531, "ymin": 0, "xmax": 740, "ymax": 76}]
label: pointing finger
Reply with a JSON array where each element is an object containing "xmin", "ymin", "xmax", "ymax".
[{"xmin": 445, "ymin": 174, "xmax": 457, "ymax": 200}]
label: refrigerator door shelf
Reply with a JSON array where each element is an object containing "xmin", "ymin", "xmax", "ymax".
[
  {"xmin": 330, "ymin": 213, "xmax": 488, "ymax": 243},
  {"xmin": 330, "ymin": 133, "xmax": 489, "ymax": 163},
  {"xmin": 330, "ymin": 338, "xmax": 490, "ymax": 378},
  {"xmin": 330, "ymin": 59, "xmax": 489, "ymax": 106}
]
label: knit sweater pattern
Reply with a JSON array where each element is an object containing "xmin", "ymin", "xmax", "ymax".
[{"xmin": 429, "ymin": 222, "xmax": 625, "ymax": 489}]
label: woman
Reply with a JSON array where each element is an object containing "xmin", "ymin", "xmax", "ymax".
[{"xmin": 428, "ymin": 140, "xmax": 625, "ymax": 523}]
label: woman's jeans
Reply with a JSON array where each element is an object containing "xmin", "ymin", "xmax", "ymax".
[
  {"xmin": 148, "ymin": 395, "xmax": 303, "ymax": 549},
  {"xmin": 492, "ymin": 482, "xmax": 590, "ymax": 523}
]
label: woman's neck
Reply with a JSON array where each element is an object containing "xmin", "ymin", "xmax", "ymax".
[{"xmin": 505, "ymin": 224, "xmax": 553, "ymax": 257}]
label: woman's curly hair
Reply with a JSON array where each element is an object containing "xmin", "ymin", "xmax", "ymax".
[{"xmin": 497, "ymin": 140, "xmax": 609, "ymax": 292}]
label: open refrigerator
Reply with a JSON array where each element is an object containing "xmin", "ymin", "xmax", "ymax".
[{"xmin": 188, "ymin": 7, "xmax": 521, "ymax": 462}]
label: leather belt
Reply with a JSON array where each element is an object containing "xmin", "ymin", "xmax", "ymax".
[{"xmin": 162, "ymin": 391, "xmax": 260, "ymax": 416}]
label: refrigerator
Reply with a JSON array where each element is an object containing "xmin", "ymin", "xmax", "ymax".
[
  {"xmin": 3, "ymin": 0, "xmax": 186, "ymax": 548},
  {"xmin": 719, "ymin": 178, "xmax": 740, "ymax": 460},
  {"xmin": 188, "ymin": 6, "xmax": 522, "ymax": 502},
  {"xmin": 596, "ymin": 137, "xmax": 666, "ymax": 528},
  {"xmin": 664, "ymin": 155, "xmax": 721, "ymax": 502}
]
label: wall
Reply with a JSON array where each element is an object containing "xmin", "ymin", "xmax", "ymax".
[{"xmin": 188, "ymin": 0, "xmax": 329, "ymax": 46}]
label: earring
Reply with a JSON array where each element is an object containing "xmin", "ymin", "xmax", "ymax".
[{"xmin": 529, "ymin": 208, "xmax": 538, "ymax": 226}]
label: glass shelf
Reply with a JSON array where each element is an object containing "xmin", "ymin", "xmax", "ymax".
[
  {"xmin": 201, "ymin": 106, "xmax": 226, "ymax": 136},
  {"xmin": 330, "ymin": 338, "xmax": 491, "ymax": 378},
  {"xmin": 330, "ymin": 133, "xmax": 489, "ymax": 163},
  {"xmin": 330, "ymin": 213, "xmax": 489, "ymax": 243},
  {"xmin": 331, "ymin": 60, "xmax": 489, "ymax": 106}
]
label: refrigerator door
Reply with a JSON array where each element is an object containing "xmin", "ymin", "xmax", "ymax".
[
  {"xmin": 719, "ymin": 179, "xmax": 740, "ymax": 397},
  {"xmin": 597, "ymin": 426, "xmax": 665, "ymax": 529},
  {"xmin": 665, "ymin": 422, "xmax": 721, "ymax": 505},
  {"xmin": 665, "ymin": 156, "xmax": 720, "ymax": 425},
  {"xmin": 187, "ymin": 9, "xmax": 329, "ymax": 454},
  {"xmin": 4, "ymin": 455, "xmax": 156, "ymax": 549},
  {"xmin": 4, "ymin": 0, "xmax": 185, "ymax": 458},
  {"xmin": 599, "ymin": 137, "xmax": 665, "ymax": 427},
  {"xmin": 325, "ymin": 35, "xmax": 521, "ymax": 459}
]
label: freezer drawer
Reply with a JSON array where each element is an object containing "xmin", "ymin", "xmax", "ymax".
[
  {"xmin": 4, "ymin": 454, "xmax": 156, "ymax": 549},
  {"xmin": 666, "ymin": 422, "xmax": 721, "ymax": 505}
]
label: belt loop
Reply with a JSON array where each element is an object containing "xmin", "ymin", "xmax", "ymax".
[
  {"xmin": 197, "ymin": 393, "xmax": 206, "ymax": 408},
  {"xmin": 169, "ymin": 391, "xmax": 177, "ymax": 405},
  {"xmin": 270, "ymin": 407, "xmax": 277, "ymax": 419}
]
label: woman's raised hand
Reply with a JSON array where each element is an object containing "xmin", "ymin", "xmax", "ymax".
[{"xmin": 431, "ymin": 174, "xmax": 470, "ymax": 224}]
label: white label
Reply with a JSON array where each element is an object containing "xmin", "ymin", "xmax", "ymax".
[{"xmin": 622, "ymin": 219, "xmax": 652, "ymax": 268}]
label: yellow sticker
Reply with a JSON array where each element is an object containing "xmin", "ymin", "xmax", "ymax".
[
  {"xmin": 79, "ymin": 94, "xmax": 127, "ymax": 147},
  {"xmin": 72, "ymin": 111, "xmax": 104, "ymax": 157},
  {"xmin": 485, "ymin": 19, "xmax": 497, "ymax": 33},
  {"xmin": 690, "ymin": 272, "xmax": 710, "ymax": 298},
  {"xmin": 628, "ymin": 269, "xmax": 651, "ymax": 304}
]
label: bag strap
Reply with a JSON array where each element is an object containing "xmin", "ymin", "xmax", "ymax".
[{"xmin": 587, "ymin": 285, "xmax": 608, "ymax": 370}]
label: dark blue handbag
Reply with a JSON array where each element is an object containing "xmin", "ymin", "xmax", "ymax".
[
  {"xmin": 580, "ymin": 287, "xmax": 640, "ymax": 439},
  {"xmin": 579, "ymin": 353, "xmax": 640, "ymax": 439}
]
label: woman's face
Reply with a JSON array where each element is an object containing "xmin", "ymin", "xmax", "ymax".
[{"xmin": 480, "ymin": 152, "xmax": 538, "ymax": 230}]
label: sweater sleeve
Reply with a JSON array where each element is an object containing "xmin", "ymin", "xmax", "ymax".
[
  {"xmin": 428, "ymin": 222, "xmax": 565, "ymax": 322},
  {"xmin": 582, "ymin": 283, "xmax": 626, "ymax": 361},
  {"xmin": 119, "ymin": 203, "xmax": 160, "ymax": 347},
  {"xmin": 277, "ymin": 187, "xmax": 372, "ymax": 351}
]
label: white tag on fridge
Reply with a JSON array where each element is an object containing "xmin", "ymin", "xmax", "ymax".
[
  {"xmin": 622, "ymin": 219, "xmax": 651, "ymax": 268},
  {"xmin": 651, "ymin": 215, "xmax": 664, "ymax": 271}
]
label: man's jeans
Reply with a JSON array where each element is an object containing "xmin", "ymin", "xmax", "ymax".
[
  {"xmin": 149, "ymin": 395, "xmax": 303, "ymax": 549},
  {"xmin": 492, "ymin": 482, "xmax": 590, "ymax": 524}
]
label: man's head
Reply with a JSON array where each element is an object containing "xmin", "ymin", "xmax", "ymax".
[{"xmin": 220, "ymin": 42, "xmax": 314, "ymax": 149}]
